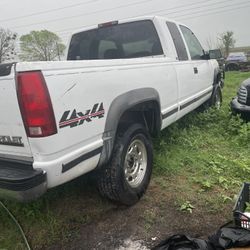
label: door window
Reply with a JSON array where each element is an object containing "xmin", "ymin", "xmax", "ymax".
[{"xmin": 180, "ymin": 26, "xmax": 204, "ymax": 60}]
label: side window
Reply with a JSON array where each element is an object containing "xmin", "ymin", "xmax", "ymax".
[
  {"xmin": 166, "ymin": 21, "xmax": 188, "ymax": 61},
  {"xmin": 180, "ymin": 26, "xmax": 204, "ymax": 60}
]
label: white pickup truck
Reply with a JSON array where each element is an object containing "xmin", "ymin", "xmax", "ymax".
[{"xmin": 0, "ymin": 16, "xmax": 222, "ymax": 205}]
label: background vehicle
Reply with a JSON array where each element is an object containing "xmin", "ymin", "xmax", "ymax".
[
  {"xmin": 226, "ymin": 52, "xmax": 247, "ymax": 63},
  {"xmin": 226, "ymin": 52, "xmax": 248, "ymax": 71},
  {"xmin": 209, "ymin": 49, "xmax": 225, "ymax": 87},
  {"xmin": 246, "ymin": 51, "xmax": 250, "ymax": 59},
  {"xmin": 231, "ymin": 78, "xmax": 250, "ymax": 120},
  {"xmin": 209, "ymin": 49, "xmax": 225, "ymax": 67},
  {"xmin": 0, "ymin": 16, "xmax": 222, "ymax": 205}
]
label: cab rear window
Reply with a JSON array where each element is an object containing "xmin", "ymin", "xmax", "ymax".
[{"xmin": 67, "ymin": 20, "xmax": 163, "ymax": 60}]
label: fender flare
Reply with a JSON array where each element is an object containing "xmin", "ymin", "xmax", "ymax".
[
  {"xmin": 211, "ymin": 67, "xmax": 222, "ymax": 101},
  {"xmin": 213, "ymin": 67, "xmax": 221, "ymax": 86},
  {"xmin": 98, "ymin": 87, "xmax": 161, "ymax": 167}
]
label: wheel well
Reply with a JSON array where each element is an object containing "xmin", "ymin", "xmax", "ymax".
[{"xmin": 117, "ymin": 101, "xmax": 161, "ymax": 137}]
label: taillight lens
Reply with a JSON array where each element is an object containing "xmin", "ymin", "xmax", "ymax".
[{"xmin": 17, "ymin": 71, "xmax": 57, "ymax": 137}]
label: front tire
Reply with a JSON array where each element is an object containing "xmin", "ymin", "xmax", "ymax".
[
  {"xmin": 210, "ymin": 85, "xmax": 222, "ymax": 109},
  {"xmin": 97, "ymin": 123, "xmax": 153, "ymax": 206}
]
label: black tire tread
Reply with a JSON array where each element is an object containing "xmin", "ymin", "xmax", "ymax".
[
  {"xmin": 97, "ymin": 135, "xmax": 123, "ymax": 202},
  {"xmin": 97, "ymin": 124, "xmax": 152, "ymax": 205}
]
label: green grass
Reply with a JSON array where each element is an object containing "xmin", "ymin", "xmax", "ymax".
[
  {"xmin": 0, "ymin": 72, "xmax": 250, "ymax": 249},
  {"xmin": 154, "ymin": 72, "xmax": 250, "ymax": 180},
  {"xmin": 153, "ymin": 71, "xmax": 250, "ymax": 214}
]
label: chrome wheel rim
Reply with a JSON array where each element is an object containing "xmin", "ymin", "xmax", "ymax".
[{"xmin": 124, "ymin": 139, "xmax": 147, "ymax": 188}]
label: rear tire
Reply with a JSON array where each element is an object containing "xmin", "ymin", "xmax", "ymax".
[{"xmin": 97, "ymin": 123, "xmax": 153, "ymax": 206}]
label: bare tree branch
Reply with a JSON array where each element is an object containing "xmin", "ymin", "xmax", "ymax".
[{"xmin": 0, "ymin": 28, "xmax": 17, "ymax": 63}]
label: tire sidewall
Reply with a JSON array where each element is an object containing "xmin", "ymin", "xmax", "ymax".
[{"xmin": 114, "ymin": 124, "xmax": 153, "ymax": 205}]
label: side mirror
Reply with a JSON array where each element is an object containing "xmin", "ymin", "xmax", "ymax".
[{"xmin": 201, "ymin": 51, "xmax": 210, "ymax": 60}]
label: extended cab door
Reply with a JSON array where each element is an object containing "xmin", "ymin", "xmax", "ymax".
[
  {"xmin": 166, "ymin": 21, "xmax": 214, "ymax": 119},
  {"xmin": 178, "ymin": 25, "xmax": 213, "ymax": 115},
  {"xmin": 166, "ymin": 21, "xmax": 198, "ymax": 118}
]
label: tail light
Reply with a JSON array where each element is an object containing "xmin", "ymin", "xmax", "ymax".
[{"xmin": 17, "ymin": 71, "xmax": 57, "ymax": 137}]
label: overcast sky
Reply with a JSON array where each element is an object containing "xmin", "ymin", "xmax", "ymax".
[{"xmin": 1, "ymin": 0, "xmax": 249, "ymax": 50}]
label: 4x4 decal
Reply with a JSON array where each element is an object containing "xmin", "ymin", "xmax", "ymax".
[{"xmin": 59, "ymin": 103, "xmax": 105, "ymax": 129}]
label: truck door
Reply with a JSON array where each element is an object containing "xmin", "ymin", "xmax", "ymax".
[
  {"xmin": 179, "ymin": 25, "xmax": 213, "ymax": 109},
  {"xmin": 166, "ymin": 21, "xmax": 197, "ymax": 119}
]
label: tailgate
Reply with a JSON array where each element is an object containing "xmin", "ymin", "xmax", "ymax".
[{"xmin": 0, "ymin": 63, "xmax": 32, "ymax": 159}]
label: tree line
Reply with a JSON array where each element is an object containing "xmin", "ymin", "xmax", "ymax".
[
  {"xmin": 0, "ymin": 28, "xmax": 66, "ymax": 63},
  {"xmin": 0, "ymin": 26, "xmax": 237, "ymax": 64}
]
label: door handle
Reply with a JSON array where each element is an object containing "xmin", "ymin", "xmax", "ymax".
[{"xmin": 194, "ymin": 67, "xmax": 198, "ymax": 74}]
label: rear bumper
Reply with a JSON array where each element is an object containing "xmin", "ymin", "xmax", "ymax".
[
  {"xmin": 0, "ymin": 160, "xmax": 47, "ymax": 202},
  {"xmin": 231, "ymin": 97, "xmax": 250, "ymax": 115}
]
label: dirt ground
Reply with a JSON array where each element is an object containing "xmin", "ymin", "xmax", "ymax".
[{"xmin": 46, "ymin": 176, "xmax": 232, "ymax": 250}]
